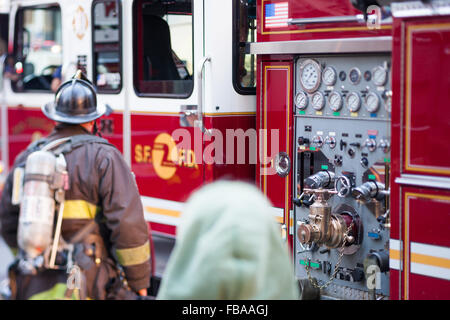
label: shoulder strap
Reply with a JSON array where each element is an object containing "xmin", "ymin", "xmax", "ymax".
[
  {"xmin": 41, "ymin": 137, "xmax": 72, "ymax": 153},
  {"xmin": 27, "ymin": 137, "xmax": 51, "ymax": 153},
  {"xmin": 59, "ymin": 134, "xmax": 114, "ymax": 154},
  {"xmin": 19, "ymin": 134, "xmax": 114, "ymax": 165}
]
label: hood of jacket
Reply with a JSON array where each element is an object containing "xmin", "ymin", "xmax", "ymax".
[{"xmin": 157, "ymin": 181, "xmax": 299, "ymax": 300}]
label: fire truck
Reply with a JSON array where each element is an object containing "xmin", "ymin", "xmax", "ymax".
[{"xmin": 0, "ymin": 0, "xmax": 449, "ymax": 300}]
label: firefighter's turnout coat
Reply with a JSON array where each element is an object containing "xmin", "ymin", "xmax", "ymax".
[{"xmin": 0, "ymin": 124, "xmax": 151, "ymax": 299}]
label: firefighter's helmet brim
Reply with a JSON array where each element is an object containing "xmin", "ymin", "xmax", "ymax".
[
  {"xmin": 42, "ymin": 77, "xmax": 107, "ymax": 124},
  {"xmin": 42, "ymin": 101, "xmax": 107, "ymax": 124}
]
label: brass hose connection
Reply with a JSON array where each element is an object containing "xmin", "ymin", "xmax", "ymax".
[{"xmin": 297, "ymin": 188, "xmax": 354, "ymax": 249}]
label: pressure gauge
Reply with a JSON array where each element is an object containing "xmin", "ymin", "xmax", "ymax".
[
  {"xmin": 372, "ymin": 66, "xmax": 388, "ymax": 86},
  {"xmin": 299, "ymin": 59, "xmax": 321, "ymax": 93},
  {"xmin": 295, "ymin": 91, "xmax": 308, "ymax": 110},
  {"xmin": 346, "ymin": 92, "xmax": 361, "ymax": 112},
  {"xmin": 349, "ymin": 67, "xmax": 361, "ymax": 85},
  {"xmin": 311, "ymin": 92, "xmax": 325, "ymax": 110},
  {"xmin": 328, "ymin": 91, "xmax": 343, "ymax": 111},
  {"xmin": 322, "ymin": 66, "xmax": 337, "ymax": 86},
  {"xmin": 365, "ymin": 92, "xmax": 380, "ymax": 113}
]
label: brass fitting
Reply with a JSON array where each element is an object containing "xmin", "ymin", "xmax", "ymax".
[{"xmin": 297, "ymin": 188, "xmax": 353, "ymax": 249}]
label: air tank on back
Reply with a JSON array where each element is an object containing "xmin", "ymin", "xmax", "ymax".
[{"xmin": 17, "ymin": 150, "xmax": 57, "ymax": 259}]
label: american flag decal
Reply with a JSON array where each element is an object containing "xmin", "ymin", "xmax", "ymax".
[{"xmin": 265, "ymin": 2, "xmax": 289, "ymax": 28}]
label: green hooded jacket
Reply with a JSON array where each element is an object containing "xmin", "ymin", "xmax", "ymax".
[{"xmin": 157, "ymin": 181, "xmax": 299, "ymax": 300}]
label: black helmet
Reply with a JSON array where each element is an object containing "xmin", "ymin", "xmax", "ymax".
[{"xmin": 42, "ymin": 76, "xmax": 107, "ymax": 124}]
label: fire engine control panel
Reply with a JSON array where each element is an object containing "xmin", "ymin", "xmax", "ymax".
[{"xmin": 293, "ymin": 54, "xmax": 391, "ymax": 300}]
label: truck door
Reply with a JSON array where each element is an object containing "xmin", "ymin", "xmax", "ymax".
[
  {"xmin": 390, "ymin": 2, "xmax": 450, "ymax": 299},
  {"xmin": 127, "ymin": 0, "xmax": 205, "ymax": 236}
]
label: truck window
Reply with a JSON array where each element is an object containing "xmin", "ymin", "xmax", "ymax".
[
  {"xmin": 133, "ymin": 0, "xmax": 193, "ymax": 98},
  {"xmin": 92, "ymin": 0, "xmax": 122, "ymax": 93},
  {"xmin": 233, "ymin": 0, "xmax": 256, "ymax": 94},
  {"xmin": 13, "ymin": 6, "xmax": 62, "ymax": 92}
]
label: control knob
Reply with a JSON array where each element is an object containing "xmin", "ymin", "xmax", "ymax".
[
  {"xmin": 364, "ymin": 138, "xmax": 377, "ymax": 152},
  {"xmin": 312, "ymin": 135, "xmax": 324, "ymax": 148},
  {"xmin": 325, "ymin": 136, "xmax": 336, "ymax": 149},
  {"xmin": 360, "ymin": 157, "xmax": 369, "ymax": 168},
  {"xmin": 378, "ymin": 139, "xmax": 390, "ymax": 153}
]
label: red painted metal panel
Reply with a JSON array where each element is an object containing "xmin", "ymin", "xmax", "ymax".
[
  {"xmin": 401, "ymin": 186, "xmax": 450, "ymax": 300},
  {"xmin": 405, "ymin": 189, "xmax": 450, "ymax": 247},
  {"xmin": 257, "ymin": 0, "xmax": 391, "ymax": 43},
  {"xmin": 8, "ymin": 107, "xmax": 54, "ymax": 167},
  {"xmin": 390, "ymin": 13, "xmax": 404, "ymax": 301},
  {"xmin": 150, "ymin": 222, "xmax": 176, "ymax": 237},
  {"xmin": 390, "ymin": 15, "xmax": 402, "ymax": 242},
  {"xmin": 131, "ymin": 113, "xmax": 256, "ymax": 202},
  {"xmin": 131, "ymin": 113, "xmax": 204, "ymax": 203},
  {"xmin": 391, "ymin": 14, "xmax": 450, "ymax": 300},
  {"xmin": 401, "ymin": 20, "xmax": 450, "ymax": 177},
  {"xmin": 257, "ymin": 59, "xmax": 293, "ymax": 239},
  {"xmin": 409, "ymin": 273, "xmax": 450, "ymax": 300},
  {"xmin": 259, "ymin": 61, "xmax": 291, "ymax": 208},
  {"xmin": 204, "ymin": 115, "xmax": 256, "ymax": 183},
  {"xmin": 389, "ymin": 269, "xmax": 401, "ymax": 300}
]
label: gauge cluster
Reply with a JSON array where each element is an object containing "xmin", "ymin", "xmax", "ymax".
[
  {"xmin": 295, "ymin": 55, "xmax": 391, "ymax": 120},
  {"xmin": 293, "ymin": 54, "xmax": 392, "ymax": 299}
]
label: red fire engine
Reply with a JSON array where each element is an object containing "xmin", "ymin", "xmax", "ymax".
[{"xmin": 0, "ymin": 0, "xmax": 449, "ymax": 299}]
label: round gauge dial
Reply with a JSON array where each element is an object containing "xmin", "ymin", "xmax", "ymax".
[
  {"xmin": 365, "ymin": 92, "xmax": 380, "ymax": 113},
  {"xmin": 311, "ymin": 92, "xmax": 325, "ymax": 110},
  {"xmin": 295, "ymin": 91, "xmax": 308, "ymax": 110},
  {"xmin": 322, "ymin": 66, "xmax": 337, "ymax": 86},
  {"xmin": 349, "ymin": 67, "xmax": 361, "ymax": 85},
  {"xmin": 346, "ymin": 92, "xmax": 361, "ymax": 112},
  {"xmin": 299, "ymin": 59, "xmax": 321, "ymax": 93},
  {"xmin": 372, "ymin": 66, "xmax": 388, "ymax": 86},
  {"xmin": 328, "ymin": 91, "xmax": 343, "ymax": 111}
]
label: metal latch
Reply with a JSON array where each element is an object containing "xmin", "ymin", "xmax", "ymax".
[{"xmin": 180, "ymin": 105, "xmax": 198, "ymax": 127}]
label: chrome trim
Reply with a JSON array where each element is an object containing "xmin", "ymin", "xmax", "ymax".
[
  {"xmin": 392, "ymin": 1, "xmax": 450, "ymax": 18},
  {"xmin": 395, "ymin": 174, "xmax": 450, "ymax": 190},
  {"xmin": 248, "ymin": 37, "xmax": 392, "ymax": 55},
  {"xmin": 195, "ymin": 56, "xmax": 211, "ymax": 132},
  {"xmin": 288, "ymin": 15, "xmax": 367, "ymax": 26}
]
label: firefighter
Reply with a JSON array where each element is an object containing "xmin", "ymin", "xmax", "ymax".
[
  {"xmin": 157, "ymin": 181, "xmax": 299, "ymax": 300},
  {"xmin": 0, "ymin": 71, "xmax": 151, "ymax": 300}
]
